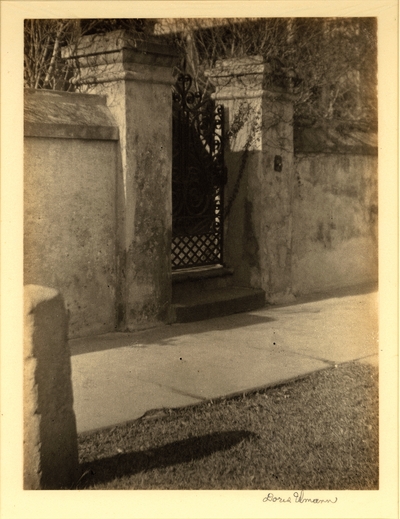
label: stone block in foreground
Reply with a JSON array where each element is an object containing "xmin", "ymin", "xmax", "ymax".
[{"xmin": 24, "ymin": 285, "xmax": 80, "ymax": 489}]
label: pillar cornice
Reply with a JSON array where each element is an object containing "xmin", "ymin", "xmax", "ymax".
[
  {"xmin": 71, "ymin": 68, "xmax": 175, "ymax": 87},
  {"xmin": 63, "ymin": 30, "xmax": 178, "ymax": 86},
  {"xmin": 207, "ymin": 56, "xmax": 299, "ymax": 101}
]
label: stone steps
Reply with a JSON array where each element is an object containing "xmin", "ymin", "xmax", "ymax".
[
  {"xmin": 172, "ymin": 265, "xmax": 234, "ymax": 299},
  {"xmin": 171, "ymin": 276, "xmax": 266, "ymax": 323}
]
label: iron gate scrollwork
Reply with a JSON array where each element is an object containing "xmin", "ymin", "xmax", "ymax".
[{"xmin": 171, "ymin": 73, "xmax": 225, "ymax": 270}]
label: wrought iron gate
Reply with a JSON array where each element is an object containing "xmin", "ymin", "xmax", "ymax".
[{"xmin": 171, "ymin": 74, "xmax": 225, "ymax": 270}]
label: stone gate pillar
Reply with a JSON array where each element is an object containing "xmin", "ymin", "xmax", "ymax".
[
  {"xmin": 207, "ymin": 57, "xmax": 297, "ymax": 302},
  {"xmin": 63, "ymin": 31, "xmax": 178, "ymax": 330}
]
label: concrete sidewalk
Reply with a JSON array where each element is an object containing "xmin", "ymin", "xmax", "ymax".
[{"xmin": 69, "ymin": 286, "xmax": 378, "ymax": 434}]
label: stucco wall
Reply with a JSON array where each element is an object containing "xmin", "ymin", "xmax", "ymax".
[
  {"xmin": 224, "ymin": 132, "xmax": 377, "ymax": 299},
  {"xmin": 291, "ymin": 153, "xmax": 378, "ymax": 294},
  {"xmin": 24, "ymin": 90, "xmax": 119, "ymax": 338}
]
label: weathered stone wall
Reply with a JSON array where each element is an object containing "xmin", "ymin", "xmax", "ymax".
[
  {"xmin": 24, "ymin": 89, "xmax": 119, "ymax": 338},
  {"xmin": 24, "ymin": 285, "xmax": 79, "ymax": 489},
  {"xmin": 291, "ymin": 152, "xmax": 378, "ymax": 294}
]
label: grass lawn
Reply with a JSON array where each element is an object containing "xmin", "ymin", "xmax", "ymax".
[{"xmin": 76, "ymin": 361, "xmax": 378, "ymax": 490}]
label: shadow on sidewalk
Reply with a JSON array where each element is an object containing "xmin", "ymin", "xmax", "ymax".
[
  {"xmin": 76, "ymin": 430, "xmax": 257, "ymax": 488},
  {"xmin": 270, "ymin": 281, "xmax": 378, "ymax": 309},
  {"xmin": 70, "ymin": 282, "xmax": 377, "ymax": 356},
  {"xmin": 70, "ymin": 313, "xmax": 276, "ymax": 356}
]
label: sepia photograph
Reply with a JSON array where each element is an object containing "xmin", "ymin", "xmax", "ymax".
[{"xmin": 1, "ymin": 1, "xmax": 398, "ymax": 518}]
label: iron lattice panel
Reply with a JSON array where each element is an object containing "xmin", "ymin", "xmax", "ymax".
[
  {"xmin": 171, "ymin": 233, "xmax": 222, "ymax": 269},
  {"xmin": 171, "ymin": 73, "xmax": 225, "ymax": 270}
]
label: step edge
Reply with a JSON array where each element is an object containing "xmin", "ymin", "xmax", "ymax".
[
  {"xmin": 172, "ymin": 266, "xmax": 234, "ymax": 284},
  {"xmin": 172, "ymin": 298, "xmax": 267, "ymax": 323},
  {"xmin": 171, "ymin": 290, "xmax": 266, "ymax": 309}
]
